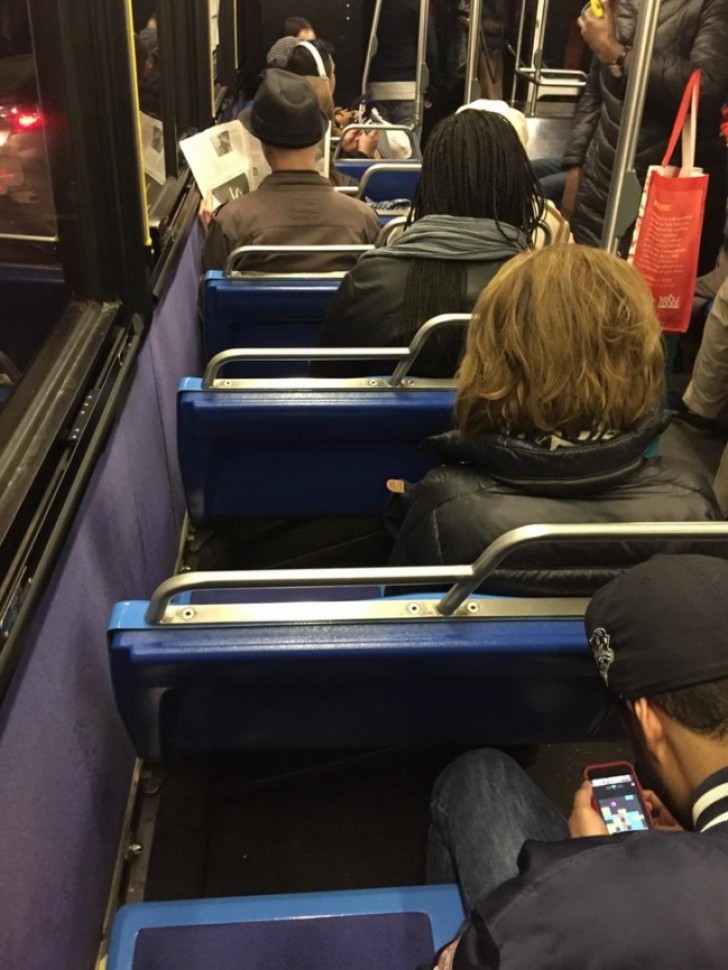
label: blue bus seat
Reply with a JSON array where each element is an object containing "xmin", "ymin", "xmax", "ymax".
[
  {"xmin": 109, "ymin": 591, "xmax": 609, "ymax": 762},
  {"xmin": 109, "ymin": 523, "xmax": 727, "ymax": 761},
  {"xmin": 182, "ymin": 315, "xmax": 470, "ymax": 522},
  {"xmin": 177, "ymin": 377, "xmax": 456, "ymax": 522},
  {"xmin": 356, "ymin": 162, "xmax": 421, "ymax": 204},
  {"xmin": 202, "ymin": 273, "xmax": 343, "ymax": 376},
  {"xmin": 106, "ymin": 886, "xmax": 465, "ymax": 970}
]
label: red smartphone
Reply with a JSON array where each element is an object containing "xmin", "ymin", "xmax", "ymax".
[{"xmin": 583, "ymin": 761, "xmax": 652, "ymax": 834}]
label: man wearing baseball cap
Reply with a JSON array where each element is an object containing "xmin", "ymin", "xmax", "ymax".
[
  {"xmin": 426, "ymin": 555, "xmax": 728, "ymax": 969},
  {"xmin": 202, "ymin": 69, "xmax": 379, "ymax": 274}
]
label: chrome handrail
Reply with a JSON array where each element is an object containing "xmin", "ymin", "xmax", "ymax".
[
  {"xmin": 360, "ymin": 0, "xmax": 384, "ymax": 106},
  {"xmin": 144, "ymin": 522, "xmax": 728, "ymax": 624},
  {"xmin": 438, "ymin": 522, "xmax": 728, "ymax": 615},
  {"xmin": 376, "ymin": 216, "xmax": 409, "ymax": 247},
  {"xmin": 357, "ymin": 162, "xmax": 421, "ymax": 201},
  {"xmin": 201, "ymin": 313, "xmax": 471, "ymax": 387}
]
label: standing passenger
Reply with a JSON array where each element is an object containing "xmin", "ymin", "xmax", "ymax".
[
  {"xmin": 563, "ymin": 0, "xmax": 728, "ymax": 274},
  {"xmin": 363, "ymin": 0, "xmax": 438, "ymax": 129}
]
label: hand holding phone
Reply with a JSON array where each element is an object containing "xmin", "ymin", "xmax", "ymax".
[{"xmin": 584, "ymin": 761, "xmax": 651, "ymax": 834}]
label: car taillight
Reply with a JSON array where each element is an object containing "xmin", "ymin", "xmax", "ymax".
[{"xmin": 14, "ymin": 110, "xmax": 44, "ymax": 132}]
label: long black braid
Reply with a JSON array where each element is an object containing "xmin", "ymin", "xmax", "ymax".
[{"xmin": 401, "ymin": 110, "xmax": 544, "ymax": 374}]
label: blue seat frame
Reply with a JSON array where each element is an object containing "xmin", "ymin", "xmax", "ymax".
[
  {"xmin": 177, "ymin": 378, "xmax": 455, "ymax": 522},
  {"xmin": 202, "ymin": 273, "xmax": 342, "ymax": 375},
  {"xmin": 106, "ymin": 886, "xmax": 465, "ymax": 970},
  {"xmin": 109, "ymin": 598, "xmax": 613, "ymax": 762}
]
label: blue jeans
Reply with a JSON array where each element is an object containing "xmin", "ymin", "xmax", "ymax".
[
  {"xmin": 375, "ymin": 99, "xmax": 416, "ymax": 127},
  {"xmin": 531, "ymin": 157, "xmax": 567, "ymax": 206},
  {"xmin": 427, "ymin": 750, "xmax": 569, "ymax": 910}
]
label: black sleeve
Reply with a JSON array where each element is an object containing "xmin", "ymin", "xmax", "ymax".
[
  {"xmin": 312, "ymin": 258, "xmax": 406, "ymax": 377},
  {"xmin": 562, "ymin": 58, "xmax": 603, "ymax": 168},
  {"xmin": 639, "ymin": 0, "xmax": 728, "ymax": 118},
  {"xmin": 201, "ymin": 213, "xmax": 234, "ymax": 273}
]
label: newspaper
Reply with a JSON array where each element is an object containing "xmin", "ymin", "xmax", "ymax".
[
  {"xmin": 180, "ymin": 120, "xmax": 331, "ymax": 209},
  {"xmin": 140, "ymin": 112, "xmax": 166, "ymax": 186}
]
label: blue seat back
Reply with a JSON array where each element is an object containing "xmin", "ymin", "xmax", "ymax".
[
  {"xmin": 336, "ymin": 158, "xmax": 373, "ymax": 181},
  {"xmin": 357, "ymin": 164, "xmax": 421, "ymax": 203},
  {"xmin": 202, "ymin": 273, "xmax": 342, "ymax": 376},
  {"xmin": 178, "ymin": 378, "xmax": 455, "ymax": 522},
  {"xmin": 109, "ymin": 597, "xmax": 613, "ymax": 762},
  {"xmin": 106, "ymin": 886, "xmax": 464, "ymax": 970}
]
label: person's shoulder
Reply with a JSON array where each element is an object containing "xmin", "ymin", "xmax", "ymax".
[
  {"xmin": 464, "ymin": 831, "xmax": 728, "ymax": 966},
  {"xmin": 212, "ymin": 194, "xmax": 257, "ymax": 229}
]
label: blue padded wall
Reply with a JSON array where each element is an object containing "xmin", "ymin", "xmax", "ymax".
[{"xmin": 0, "ymin": 226, "xmax": 204, "ymax": 970}]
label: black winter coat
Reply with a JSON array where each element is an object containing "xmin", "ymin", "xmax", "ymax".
[
  {"xmin": 452, "ymin": 826, "xmax": 728, "ymax": 969},
  {"xmin": 565, "ymin": 0, "xmax": 728, "ymax": 267},
  {"xmin": 316, "ymin": 251, "xmax": 510, "ymax": 379},
  {"xmin": 387, "ymin": 413, "xmax": 725, "ymax": 595}
]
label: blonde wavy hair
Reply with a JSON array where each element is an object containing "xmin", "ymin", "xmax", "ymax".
[{"xmin": 456, "ymin": 245, "xmax": 664, "ymax": 439}]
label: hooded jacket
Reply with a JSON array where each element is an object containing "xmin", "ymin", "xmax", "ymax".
[
  {"xmin": 315, "ymin": 215, "xmax": 526, "ymax": 378},
  {"xmin": 387, "ymin": 413, "xmax": 725, "ymax": 595},
  {"xmin": 564, "ymin": 0, "xmax": 728, "ymax": 264}
]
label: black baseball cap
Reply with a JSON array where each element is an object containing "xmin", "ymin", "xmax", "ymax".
[
  {"xmin": 239, "ymin": 68, "xmax": 328, "ymax": 149},
  {"xmin": 585, "ymin": 555, "xmax": 728, "ymax": 699}
]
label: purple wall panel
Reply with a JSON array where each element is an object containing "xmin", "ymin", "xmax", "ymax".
[
  {"xmin": 148, "ymin": 224, "xmax": 204, "ymax": 532},
  {"xmin": 0, "ymin": 228, "xmax": 203, "ymax": 970}
]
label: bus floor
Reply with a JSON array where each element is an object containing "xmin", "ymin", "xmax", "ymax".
[{"xmin": 143, "ymin": 740, "xmax": 632, "ymax": 903}]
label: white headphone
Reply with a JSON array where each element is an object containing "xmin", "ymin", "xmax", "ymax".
[{"xmin": 295, "ymin": 40, "xmax": 328, "ymax": 79}]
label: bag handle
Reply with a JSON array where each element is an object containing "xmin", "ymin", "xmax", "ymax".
[{"xmin": 661, "ymin": 69, "xmax": 700, "ymax": 171}]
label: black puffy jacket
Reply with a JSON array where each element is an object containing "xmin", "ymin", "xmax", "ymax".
[
  {"xmin": 316, "ymin": 249, "xmax": 515, "ymax": 379},
  {"xmin": 387, "ymin": 413, "xmax": 726, "ymax": 595},
  {"xmin": 565, "ymin": 0, "xmax": 728, "ymax": 266}
]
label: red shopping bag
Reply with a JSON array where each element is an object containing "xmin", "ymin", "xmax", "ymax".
[{"xmin": 629, "ymin": 70, "xmax": 709, "ymax": 333}]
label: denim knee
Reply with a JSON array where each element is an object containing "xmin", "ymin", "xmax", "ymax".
[{"xmin": 431, "ymin": 749, "xmax": 521, "ymax": 821}]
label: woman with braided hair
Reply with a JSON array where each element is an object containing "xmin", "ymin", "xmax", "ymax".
[{"xmin": 316, "ymin": 109, "xmax": 544, "ymax": 378}]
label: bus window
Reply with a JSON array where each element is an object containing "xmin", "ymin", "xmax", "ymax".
[{"xmin": 0, "ymin": 0, "xmax": 57, "ymax": 248}]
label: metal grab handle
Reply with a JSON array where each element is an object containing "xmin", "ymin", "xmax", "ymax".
[
  {"xmin": 376, "ymin": 216, "xmax": 409, "ymax": 248},
  {"xmin": 601, "ymin": 0, "xmax": 662, "ymax": 250},
  {"xmin": 361, "ymin": 0, "xmax": 384, "ymax": 105},
  {"xmin": 334, "ymin": 124, "xmax": 418, "ymax": 159},
  {"xmin": 144, "ymin": 522, "xmax": 728, "ymax": 625},
  {"xmin": 201, "ymin": 313, "xmax": 470, "ymax": 387},
  {"xmin": 145, "ymin": 565, "xmax": 467, "ymax": 624},
  {"xmin": 225, "ymin": 245, "xmax": 375, "ymax": 277},
  {"xmin": 202, "ymin": 347, "xmax": 410, "ymax": 386},
  {"xmin": 464, "ymin": 0, "xmax": 483, "ymax": 105},
  {"xmin": 357, "ymin": 162, "xmax": 422, "ymax": 201},
  {"xmin": 413, "ymin": 0, "xmax": 431, "ymax": 130},
  {"xmin": 389, "ymin": 314, "xmax": 470, "ymax": 386},
  {"xmin": 438, "ymin": 522, "xmax": 728, "ymax": 616}
]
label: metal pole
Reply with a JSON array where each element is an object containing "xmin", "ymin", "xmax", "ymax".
[
  {"xmin": 361, "ymin": 0, "xmax": 384, "ymax": 101},
  {"xmin": 412, "ymin": 0, "xmax": 432, "ymax": 130},
  {"xmin": 529, "ymin": 0, "xmax": 551, "ymax": 116},
  {"xmin": 464, "ymin": 0, "xmax": 483, "ymax": 105},
  {"xmin": 510, "ymin": 0, "xmax": 529, "ymax": 104},
  {"xmin": 600, "ymin": 0, "xmax": 663, "ymax": 252}
]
